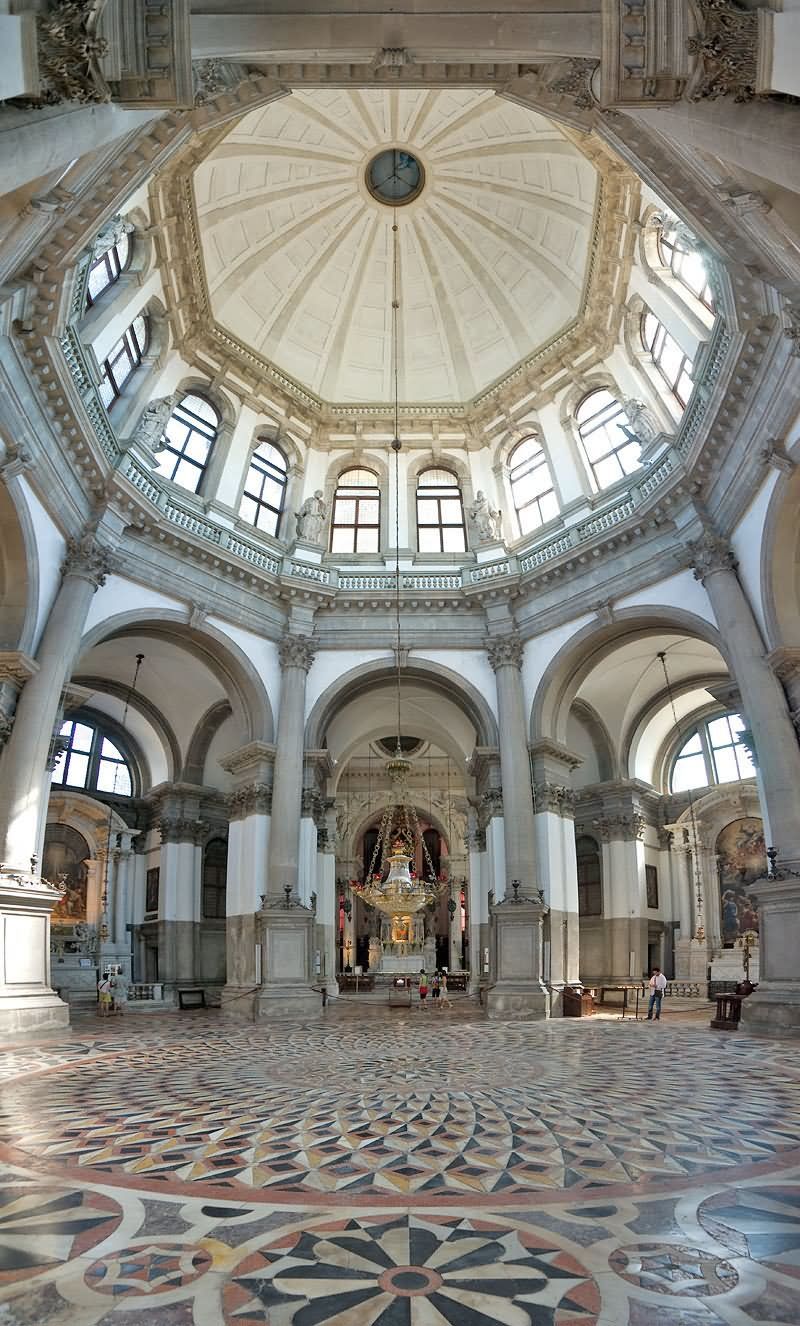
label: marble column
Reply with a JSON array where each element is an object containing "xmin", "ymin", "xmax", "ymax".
[
  {"xmin": 157, "ymin": 812, "xmax": 203, "ymax": 996},
  {"xmin": 486, "ymin": 633, "xmax": 538, "ymax": 895},
  {"xmin": 219, "ymin": 742, "xmax": 274, "ymax": 1019},
  {"xmin": 594, "ymin": 808, "xmax": 647, "ymax": 984},
  {"xmin": 0, "ymin": 534, "xmax": 111, "ymax": 870},
  {"xmin": 266, "ymin": 635, "xmax": 316, "ymax": 898},
  {"xmin": 531, "ymin": 739, "xmax": 582, "ymax": 1010},
  {"xmin": 317, "ymin": 798, "xmax": 339, "ymax": 998},
  {"xmin": 690, "ymin": 531, "xmax": 800, "ymax": 1033}
]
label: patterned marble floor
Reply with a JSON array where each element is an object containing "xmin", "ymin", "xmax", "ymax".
[{"xmin": 2, "ymin": 1003, "xmax": 800, "ymax": 1324}]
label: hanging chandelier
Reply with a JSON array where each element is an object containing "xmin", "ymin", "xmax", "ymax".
[{"xmin": 351, "ymin": 209, "xmax": 445, "ymax": 922}]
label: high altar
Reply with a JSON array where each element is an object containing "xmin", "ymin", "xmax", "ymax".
[{"xmin": 361, "ymin": 841, "xmax": 437, "ymax": 975}]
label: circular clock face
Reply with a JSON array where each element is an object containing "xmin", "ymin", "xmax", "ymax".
[{"xmin": 366, "ymin": 149, "xmax": 425, "ymax": 205}]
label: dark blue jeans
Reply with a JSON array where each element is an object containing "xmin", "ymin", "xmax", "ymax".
[{"xmin": 647, "ymin": 991, "xmax": 663, "ymax": 1019}]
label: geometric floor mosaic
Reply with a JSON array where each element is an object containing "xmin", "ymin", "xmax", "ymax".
[{"xmin": 1, "ymin": 1002, "xmax": 799, "ymax": 1323}]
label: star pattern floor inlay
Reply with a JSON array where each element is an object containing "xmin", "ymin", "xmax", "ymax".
[{"xmin": 0, "ymin": 1003, "xmax": 798, "ymax": 1325}]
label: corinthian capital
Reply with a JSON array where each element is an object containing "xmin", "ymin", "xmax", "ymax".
[
  {"xmin": 688, "ymin": 531, "xmax": 737, "ymax": 585},
  {"xmin": 278, "ymin": 634, "xmax": 316, "ymax": 673},
  {"xmin": 61, "ymin": 534, "xmax": 113, "ymax": 589},
  {"xmin": 486, "ymin": 633, "xmax": 523, "ymax": 672}
]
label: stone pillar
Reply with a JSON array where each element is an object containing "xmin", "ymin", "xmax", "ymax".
[
  {"xmin": 486, "ymin": 886, "xmax": 550, "ymax": 1021},
  {"xmin": 690, "ymin": 531, "xmax": 800, "ymax": 1033},
  {"xmin": 0, "ymin": 534, "xmax": 111, "ymax": 869},
  {"xmin": 531, "ymin": 739, "xmax": 582, "ymax": 1013},
  {"xmin": 447, "ymin": 870, "xmax": 464, "ymax": 972},
  {"xmin": 593, "ymin": 806, "xmax": 647, "ymax": 983},
  {"xmin": 219, "ymin": 742, "xmax": 274, "ymax": 1019},
  {"xmin": 157, "ymin": 812, "xmax": 203, "ymax": 996},
  {"xmin": 466, "ymin": 807, "xmax": 486, "ymax": 994},
  {"xmin": 317, "ymin": 798, "xmax": 339, "ymax": 998},
  {"xmin": 486, "ymin": 634, "xmax": 538, "ymax": 895},
  {"xmin": 267, "ymin": 635, "xmax": 316, "ymax": 898}
]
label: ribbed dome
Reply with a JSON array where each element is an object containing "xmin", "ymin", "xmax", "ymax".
[{"xmin": 194, "ymin": 88, "xmax": 598, "ymax": 405}]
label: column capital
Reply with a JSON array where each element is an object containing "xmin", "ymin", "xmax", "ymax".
[
  {"xmin": 159, "ymin": 815, "xmax": 209, "ymax": 845},
  {"xmin": 486, "ymin": 632, "xmax": 523, "ymax": 672},
  {"xmin": 228, "ymin": 783, "xmax": 272, "ymax": 820},
  {"xmin": 278, "ymin": 634, "xmax": 316, "ymax": 673},
  {"xmin": 533, "ymin": 781, "xmax": 576, "ymax": 818},
  {"xmin": 588, "ymin": 811, "xmax": 646, "ymax": 842},
  {"xmin": 0, "ymin": 652, "xmax": 39, "ymax": 691},
  {"xmin": 688, "ymin": 529, "xmax": 737, "ymax": 585},
  {"xmin": 61, "ymin": 534, "xmax": 113, "ymax": 589}
]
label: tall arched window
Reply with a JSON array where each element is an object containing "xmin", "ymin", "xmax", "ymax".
[
  {"xmin": 154, "ymin": 393, "xmax": 219, "ymax": 494},
  {"xmin": 641, "ymin": 311, "xmax": 694, "ymax": 408},
  {"xmin": 202, "ymin": 838, "xmax": 228, "ymax": 919},
  {"xmin": 508, "ymin": 436, "xmax": 558, "ymax": 536},
  {"xmin": 240, "ymin": 439, "xmax": 287, "ymax": 536},
  {"xmin": 576, "ymin": 389, "xmax": 641, "ymax": 490},
  {"xmin": 416, "ymin": 468, "xmax": 466, "ymax": 553},
  {"xmin": 98, "ymin": 313, "xmax": 148, "ymax": 409},
  {"xmin": 50, "ymin": 718, "xmax": 134, "ymax": 797},
  {"xmin": 670, "ymin": 712, "xmax": 755, "ymax": 792},
  {"xmin": 576, "ymin": 834, "xmax": 602, "ymax": 916},
  {"xmin": 658, "ymin": 226, "xmax": 714, "ymax": 311},
  {"xmin": 86, "ymin": 232, "xmax": 132, "ymax": 307},
  {"xmin": 330, "ymin": 468, "xmax": 381, "ymax": 554}
]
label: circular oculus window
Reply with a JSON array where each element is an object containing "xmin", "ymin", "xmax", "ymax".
[{"xmin": 366, "ymin": 149, "xmax": 425, "ymax": 205}]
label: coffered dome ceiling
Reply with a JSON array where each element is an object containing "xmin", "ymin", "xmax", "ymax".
[{"xmin": 193, "ymin": 88, "xmax": 599, "ymax": 406}]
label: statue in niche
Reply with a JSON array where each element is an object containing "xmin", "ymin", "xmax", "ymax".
[
  {"xmin": 623, "ymin": 398, "xmax": 661, "ymax": 446},
  {"xmin": 468, "ymin": 491, "xmax": 502, "ymax": 543},
  {"xmin": 133, "ymin": 393, "xmax": 179, "ymax": 453},
  {"xmin": 295, "ymin": 490, "xmax": 327, "ymax": 544},
  {"xmin": 368, "ymin": 934, "xmax": 383, "ymax": 969}
]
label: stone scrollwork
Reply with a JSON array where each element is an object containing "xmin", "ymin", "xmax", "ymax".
[
  {"xmin": 688, "ymin": 530, "xmax": 737, "ymax": 584},
  {"xmin": 28, "ymin": 2, "xmax": 111, "ymax": 107},
  {"xmin": 544, "ymin": 58, "xmax": 598, "ymax": 110},
  {"xmin": 61, "ymin": 534, "xmax": 113, "ymax": 589},
  {"xmin": 278, "ymin": 635, "xmax": 316, "ymax": 673},
  {"xmin": 228, "ymin": 783, "xmax": 272, "ymax": 819},
  {"xmin": 688, "ymin": 0, "xmax": 759, "ymax": 103},
  {"xmin": 486, "ymin": 633, "xmax": 524, "ymax": 672},
  {"xmin": 193, "ymin": 59, "xmax": 250, "ymax": 105}
]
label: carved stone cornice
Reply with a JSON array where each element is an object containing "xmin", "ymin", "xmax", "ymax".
[
  {"xmin": 61, "ymin": 534, "xmax": 113, "ymax": 589},
  {"xmin": 227, "ymin": 783, "xmax": 272, "ymax": 820},
  {"xmin": 278, "ymin": 634, "xmax": 316, "ymax": 673},
  {"xmin": 533, "ymin": 782, "xmax": 577, "ymax": 818},
  {"xmin": 688, "ymin": 0, "xmax": 760, "ymax": 104},
  {"xmin": 486, "ymin": 633, "xmax": 523, "ymax": 672},
  {"xmin": 219, "ymin": 741, "xmax": 276, "ymax": 782},
  {"xmin": 159, "ymin": 815, "xmax": 209, "ymax": 845},
  {"xmin": 688, "ymin": 530, "xmax": 737, "ymax": 584},
  {"xmin": 0, "ymin": 652, "xmax": 39, "ymax": 691}
]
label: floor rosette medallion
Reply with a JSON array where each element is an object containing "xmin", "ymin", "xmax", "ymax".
[
  {"xmin": 83, "ymin": 1241, "xmax": 212, "ymax": 1297},
  {"xmin": 609, "ymin": 1242, "xmax": 739, "ymax": 1297},
  {"xmin": 222, "ymin": 1213, "xmax": 600, "ymax": 1325},
  {"xmin": 0, "ymin": 1178, "xmax": 123, "ymax": 1288}
]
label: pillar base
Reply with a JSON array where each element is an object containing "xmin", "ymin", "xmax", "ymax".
[
  {"xmin": 739, "ymin": 984, "xmax": 800, "ymax": 1038},
  {"xmin": 0, "ymin": 867, "xmax": 70, "ymax": 1040},
  {"xmin": 255, "ymin": 984, "xmax": 323, "ymax": 1020},
  {"xmin": 0, "ymin": 989, "xmax": 69, "ymax": 1038},
  {"xmin": 674, "ymin": 937, "xmax": 710, "ymax": 983},
  {"xmin": 220, "ymin": 983, "xmax": 258, "ymax": 1021},
  {"xmin": 485, "ymin": 982, "xmax": 550, "ymax": 1021}
]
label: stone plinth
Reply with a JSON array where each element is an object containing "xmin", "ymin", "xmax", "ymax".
[
  {"xmin": 255, "ymin": 897, "xmax": 322, "ymax": 1021},
  {"xmin": 674, "ymin": 937, "xmax": 710, "ymax": 983},
  {"xmin": 485, "ymin": 892, "xmax": 550, "ymax": 1021},
  {"xmin": 0, "ymin": 868, "xmax": 69, "ymax": 1037},
  {"xmin": 740, "ymin": 874, "xmax": 800, "ymax": 1038},
  {"xmin": 379, "ymin": 951, "xmax": 424, "ymax": 976}
]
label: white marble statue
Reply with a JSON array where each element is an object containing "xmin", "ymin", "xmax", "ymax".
[
  {"xmin": 295, "ymin": 490, "xmax": 327, "ymax": 544},
  {"xmin": 623, "ymin": 398, "xmax": 661, "ymax": 445},
  {"xmin": 134, "ymin": 393, "xmax": 178, "ymax": 453},
  {"xmin": 468, "ymin": 491, "xmax": 502, "ymax": 543},
  {"xmin": 368, "ymin": 935, "xmax": 383, "ymax": 968}
]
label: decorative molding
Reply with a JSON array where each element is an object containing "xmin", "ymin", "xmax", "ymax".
[
  {"xmin": 278, "ymin": 634, "xmax": 316, "ymax": 673},
  {"xmin": 228, "ymin": 783, "xmax": 272, "ymax": 820},
  {"xmin": 543, "ymin": 58, "xmax": 597, "ymax": 111},
  {"xmin": 0, "ymin": 653, "xmax": 39, "ymax": 691},
  {"xmin": 688, "ymin": 530, "xmax": 737, "ymax": 584},
  {"xmin": 688, "ymin": 0, "xmax": 760, "ymax": 104},
  {"xmin": 766, "ymin": 648, "xmax": 800, "ymax": 686},
  {"xmin": 760, "ymin": 439, "xmax": 795, "ymax": 473},
  {"xmin": 193, "ymin": 59, "xmax": 250, "ymax": 106},
  {"xmin": 486, "ymin": 633, "xmax": 523, "ymax": 672},
  {"xmin": 61, "ymin": 533, "xmax": 113, "ymax": 589},
  {"xmin": 0, "ymin": 442, "xmax": 34, "ymax": 481}
]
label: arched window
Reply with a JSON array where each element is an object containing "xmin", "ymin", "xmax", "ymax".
[
  {"xmin": 576, "ymin": 834, "xmax": 602, "ymax": 916},
  {"xmin": 416, "ymin": 468, "xmax": 466, "ymax": 553},
  {"xmin": 86, "ymin": 232, "xmax": 132, "ymax": 307},
  {"xmin": 202, "ymin": 838, "xmax": 228, "ymax": 919},
  {"xmin": 508, "ymin": 436, "xmax": 558, "ymax": 536},
  {"xmin": 641, "ymin": 311, "xmax": 694, "ymax": 408},
  {"xmin": 98, "ymin": 313, "xmax": 148, "ymax": 409},
  {"xmin": 154, "ymin": 393, "xmax": 218, "ymax": 494},
  {"xmin": 670, "ymin": 712, "xmax": 755, "ymax": 793},
  {"xmin": 50, "ymin": 718, "xmax": 134, "ymax": 797},
  {"xmin": 575, "ymin": 389, "xmax": 641, "ymax": 490},
  {"xmin": 240, "ymin": 440, "xmax": 287, "ymax": 536},
  {"xmin": 330, "ymin": 468, "xmax": 380, "ymax": 554},
  {"xmin": 658, "ymin": 225, "xmax": 714, "ymax": 311}
]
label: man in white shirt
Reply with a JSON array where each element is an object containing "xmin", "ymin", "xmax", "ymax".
[{"xmin": 647, "ymin": 967, "xmax": 667, "ymax": 1020}]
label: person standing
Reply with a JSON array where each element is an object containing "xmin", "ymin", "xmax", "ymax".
[
  {"xmin": 98, "ymin": 972, "xmax": 112, "ymax": 1018},
  {"xmin": 439, "ymin": 970, "xmax": 452, "ymax": 1011},
  {"xmin": 430, "ymin": 970, "xmax": 440, "ymax": 1005},
  {"xmin": 647, "ymin": 967, "xmax": 667, "ymax": 1020},
  {"xmin": 418, "ymin": 969, "xmax": 429, "ymax": 1009}
]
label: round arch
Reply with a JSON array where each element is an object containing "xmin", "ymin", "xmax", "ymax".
[
  {"xmin": 306, "ymin": 657, "xmax": 499, "ymax": 752},
  {"xmin": 347, "ymin": 799, "xmax": 453, "ymax": 867},
  {"xmin": 0, "ymin": 472, "xmax": 38, "ymax": 654},
  {"xmin": 72, "ymin": 674, "xmax": 181, "ymax": 786},
  {"xmin": 78, "ymin": 611, "xmax": 275, "ymax": 744},
  {"xmin": 531, "ymin": 609, "xmax": 731, "ymax": 747}
]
